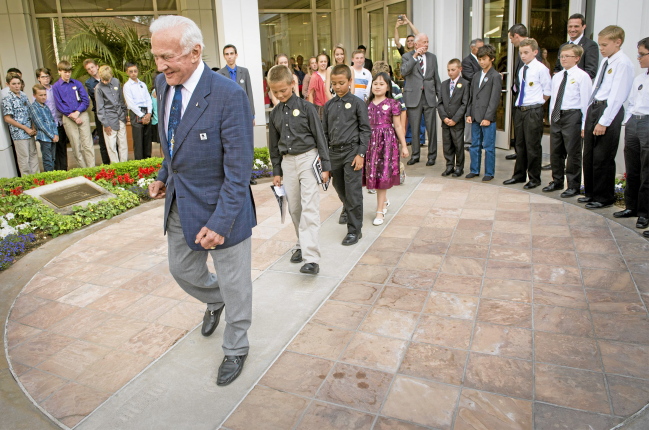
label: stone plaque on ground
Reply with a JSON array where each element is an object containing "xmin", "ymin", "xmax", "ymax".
[{"xmin": 24, "ymin": 176, "xmax": 116, "ymax": 215}]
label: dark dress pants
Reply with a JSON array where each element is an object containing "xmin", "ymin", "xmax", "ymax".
[
  {"xmin": 442, "ymin": 123, "xmax": 465, "ymax": 170},
  {"xmin": 329, "ymin": 144, "xmax": 363, "ymax": 235},
  {"xmin": 583, "ymin": 102, "xmax": 624, "ymax": 204},
  {"xmin": 512, "ymin": 106, "xmax": 544, "ymax": 183},
  {"xmin": 549, "ymin": 109, "xmax": 582, "ymax": 189},
  {"xmin": 129, "ymin": 111, "xmax": 152, "ymax": 160},
  {"xmin": 623, "ymin": 116, "xmax": 649, "ymax": 217},
  {"xmin": 407, "ymin": 92, "xmax": 437, "ymax": 162},
  {"xmin": 94, "ymin": 113, "xmax": 110, "ymax": 165},
  {"xmin": 54, "ymin": 124, "xmax": 68, "ymax": 171}
]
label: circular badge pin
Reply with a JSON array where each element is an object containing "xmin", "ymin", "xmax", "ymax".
[
  {"xmin": 114, "ymin": 87, "xmax": 118, "ymax": 91},
  {"xmin": 484, "ymin": 77, "xmax": 489, "ymax": 82},
  {"xmin": 240, "ymin": 79, "xmax": 244, "ymax": 84},
  {"xmin": 570, "ymin": 79, "xmax": 576, "ymax": 84},
  {"xmin": 529, "ymin": 82, "xmax": 534, "ymax": 86},
  {"xmin": 382, "ymin": 104, "xmax": 390, "ymax": 110},
  {"xmin": 608, "ymin": 68, "xmax": 613, "ymax": 74},
  {"xmin": 292, "ymin": 109, "xmax": 300, "ymax": 116},
  {"xmin": 344, "ymin": 103, "xmax": 351, "ymax": 109},
  {"xmin": 72, "ymin": 86, "xmax": 77, "ymax": 90},
  {"xmin": 457, "ymin": 83, "xmax": 462, "ymax": 88}
]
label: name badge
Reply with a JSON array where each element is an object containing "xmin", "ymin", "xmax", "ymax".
[
  {"xmin": 382, "ymin": 104, "xmax": 389, "ymax": 110},
  {"xmin": 484, "ymin": 77, "xmax": 488, "ymax": 82},
  {"xmin": 292, "ymin": 109, "xmax": 300, "ymax": 116},
  {"xmin": 456, "ymin": 83, "xmax": 462, "ymax": 88},
  {"xmin": 569, "ymin": 79, "xmax": 576, "ymax": 84},
  {"xmin": 200, "ymin": 133, "xmax": 207, "ymax": 140},
  {"xmin": 344, "ymin": 103, "xmax": 351, "ymax": 109},
  {"xmin": 240, "ymin": 79, "xmax": 244, "ymax": 84},
  {"xmin": 114, "ymin": 87, "xmax": 119, "ymax": 91},
  {"xmin": 608, "ymin": 68, "xmax": 613, "ymax": 74},
  {"xmin": 529, "ymin": 82, "xmax": 534, "ymax": 86}
]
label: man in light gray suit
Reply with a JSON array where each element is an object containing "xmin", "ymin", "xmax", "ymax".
[
  {"xmin": 148, "ymin": 16, "xmax": 256, "ymax": 386},
  {"xmin": 401, "ymin": 33, "xmax": 441, "ymax": 166}
]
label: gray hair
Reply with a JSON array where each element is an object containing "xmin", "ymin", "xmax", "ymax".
[
  {"xmin": 470, "ymin": 38, "xmax": 483, "ymax": 47},
  {"xmin": 414, "ymin": 33, "xmax": 428, "ymax": 43},
  {"xmin": 150, "ymin": 15, "xmax": 204, "ymax": 53}
]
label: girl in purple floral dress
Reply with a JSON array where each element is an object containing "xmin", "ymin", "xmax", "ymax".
[{"xmin": 365, "ymin": 72, "xmax": 409, "ymax": 226}]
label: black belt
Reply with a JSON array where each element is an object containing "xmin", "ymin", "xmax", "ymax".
[
  {"xmin": 592, "ymin": 99, "xmax": 607, "ymax": 106},
  {"xmin": 328, "ymin": 142, "xmax": 358, "ymax": 150},
  {"xmin": 516, "ymin": 103, "xmax": 544, "ymax": 111},
  {"xmin": 560, "ymin": 109, "xmax": 580, "ymax": 114},
  {"xmin": 630, "ymin": 114, "xmax": 648, "ymax": 120}
]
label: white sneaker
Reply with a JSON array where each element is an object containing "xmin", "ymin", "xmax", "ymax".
[
  {"xmin": 367, "ymin": 189, "xmax": 376, "ymax": 194},
  {"xmin": 373, "ymin": 210, "xmax": 386, "ymax": 226}
]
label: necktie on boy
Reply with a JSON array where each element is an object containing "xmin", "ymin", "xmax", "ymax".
[
  {"xmin": 551, "ymin": 70, "xmax": 568, "ymax": 123},
  {"xmin": 517, "ymin": 65, "xmax": 528, "ymax": 106},
  {"xmin": 450, "ymin": 80, "xmax": 455, "ymax": 96},
  {"xmin": 588, "ymin": 59, "xmax": 609, "ymax": 106},
  {"xmin": 167, "ymin": 84, "xmax": 183, "ymax": 157}
]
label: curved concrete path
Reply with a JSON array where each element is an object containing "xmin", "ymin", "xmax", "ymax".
[{"xmin": 3, "ymin": 171, "xmax": 649, "ymax": 429}]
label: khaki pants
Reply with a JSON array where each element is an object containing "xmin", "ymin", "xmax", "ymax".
[
  {"xmin": 14, "ymin": 138, "xmax": 39, "ymax": 175},
  {"xmin": 281, "ymin": 148, "xmax": 321, "ymax": 264},
  {"xmin": 62, "ymin": 112, "xmax": 95, "ymax": 168},
  {"xmin": 103, "ymin": 121, "xmax": 128, "ymax": 163}
]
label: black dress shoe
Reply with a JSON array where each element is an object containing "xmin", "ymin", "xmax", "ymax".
[
  {"xmin": 482, "ymin": 175, "xmax": 493, "ymax": 181},
  {"xmin": 202, "ymin": 306, "xmax": 224, "ymax": 337},
  {"xmin": 452, "ymin": 169, "xmax": 464, "ymax": 177},
  {"xmin": 426, "ymin": 160, "xmax": 436, "ymax": 166},
  {"xmin": 613, "ymin": 209, "xmax": 637, "ymax": 218},
  {"xmin": 560, "ymin": 188, "xmax": 579, "ymax": 198},
  {"xmin": 644, "ymin": 231, "xmax": 649, "ymax": 238},
  {"xmin": 505, "ymin": 153, "xmax": 517, "ymax": 160},
  {"xmin": 406, "ymin": 158, "xmax": 419, "ymax": 165},
  {"xmin": 636, "ymin": 217, "xmax": 649, "ymax": 229},
  {"xmin": 300, "ymin": 262, "xmax": 320, "ymax": 274},
  {"xmin": 342, "ymin": 232, "xmax": 362, "ymax": 246},
  {"xmin": 290, "ymin": 249, "xmax": 303, "ymax": 263},
  {"xmin": 465, "ymin": 172, "xmax": 479, "ymax": 178},
  {"xmin": 441, "ymin": 167, "xmax": 454, "ymax": 176},
  {"xmin": 524, "ymin": 181, "xmax": 540, "ymax": 189},
  {"xmin": 577, "ymin": 196, "xmax": 593, "ymax": 203},
  {"xmin": 541, "ymin": 164, "xmax": 552, "ymax": 171},
  {"xmin": 503, "ymin": 178, "xmax": 525, "ymax": 185},
  {"xmin": 542, "ymin": 182, "xmax": 563, "ymax": 192},
  {"xmin": 249, "ymin": 178, "xmax": 257, "ymax": 185},
  {"xmin": 217, "ymin": 354, "xmax": 247, "ymax": 386},
  {"xmin": 338, "ymin": 212, "xmax": 347, "ymax": 224},
  {"xmin": 585, "ymin": 201, "xmax": 613, "ymax": 209}
]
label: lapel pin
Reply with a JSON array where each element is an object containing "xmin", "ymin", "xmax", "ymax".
[
  {"xmin": 200, "ymin": 133, "xmax": 207, "ymax": 140},
  {"xmin": 196, "ymin": 102, "xmax": 199, "ymax": 107},
  {"xmin": 457, "ymin": 83, "xmax": 462, "ymax": 88}
]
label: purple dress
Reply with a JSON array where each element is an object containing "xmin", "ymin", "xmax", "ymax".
[{"xmin": 364, "ymin": 98, "xmax": 402, "ymax": 189}]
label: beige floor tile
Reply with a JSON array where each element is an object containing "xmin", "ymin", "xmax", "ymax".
[
  {"xmin": 535, "ymin": 363, "xmax": 610, "ymax": 414},
  {"xmin": 316, "ymin": 362, "xmax": 392, "ymax": 413},
  {"xmin": 288, "ymin": 322, "xmax": 354, "ymax": 360},
  {"xmin": 464, "ymin": 353, "xmax": 533, "ymax": 399},
  {"xmin": 582, "ymin": 269, "xmax": 637, "ymax": 292},
  {"xmin": 296, "ymin": 402, "xmax": 374, "ymax": 430},
  {"xmin": 31, "ymin": 278, "xmax": 84, "ymax": 301},
  {"xmin": 329, "ymin": 281, "xmax": 383, "ymax": 305},
  {"xmin": 18, "ymin": 368, "xmax": 68, "ymax": 402},
  {"xmin": 440, "ymin": 255, "xmax": 486, "ymax": 277},
  {"xmin": 260, "ymin": 351, "xmax": 333, "ymax": 397},
  {"xmin": 446, "ymin": 244, "xmax": 490, "ymax": 259},
  {"xmin": 359, "ymin": 307, "xmax": 419, "ymax": 340},
  {"xmin": 606, "ymin": 374, "xmax": 649, "ymax": 416},
  {"xmin": 433, "ymin": 273, "xmax": 482, "ymax": 296},
  {"xmin": 455, "ymin": 388, "xmax": 533, "ymax": 430},
  {"xmin": 488, "ymin": 246, "xmax": 532, "ymax": 263},
  {"xmin": 155, "ymin": 301, "xmax": 204, "ymax": 330},
  {"xmin": 48, "ymin": 307, "xmax": 112, "ymax": 338},
  {"xmin": 591, "ymin": 313, "xmax": 649, "ymax": 344},
  {"xmin": 118, "ymin": 295, "xmax": 182, "ymax": 322},
  {"xmin": 485, "ymin": 260, "xmax": 532, "ymax": 282},
  {"xmin": 120, "ymin": 323, "xmax": 187, "ymax": 358},
  {"xmin": 481, "ymin": 279, "xmax": 531, "ymax": 303},
  {"xmin": 373, "ymin": 417, "xmax": 429, "ymax": 430},
  {"xmin": 86, "ymin": 289, "xmax": 146, "ymax": 314},
  {"xmin": 311, "ymin": 300, "xmax": 370, "ymax": 330},
  {"xmin": 75, "ymin": 350, "xmax": 153, "ymax": 392},
  {"xmin": 531, "ymin": 249, "xmax": 578, "ymax": 266},
  {"xmin": 358, "ymin": 250, "xmax": 404, "ymax": 266},
  {"xmin": 534, "ymin": 332, "xmax": 601, "ymax": 371},
  {"xmin": 389, "ymin": 269, "xmax": 437, "ymax": 290},
  {"xmin": 80, "ymin": 315, "xmax": 149, "ymax": 348},
  {"xmin": 399, "ymin": 342, "xmax": 467, "ymax": 385},
  {"xmin": 224, "ymin": 385, "xmax": 309, "ymax": 430},
  {"xmin": 37, "ymin": 340, "xmax": 112, "ymax": 380},
  {"xmin": 599, "ymin": 340, "xmax": 649, "ymax": 379},
  {"xmin": 533, "ymin": 283, "xmax": 588, "ymax": 309},
  {"xmin": 533, "ymin": 403, "xmax": 621, "ymax": 430},
  {"xmin": 407, "ymin": 238, "xmax": 449, "ymax": 255},
  {"xmin": 40, "ymin": 382, "xmax": 110, "ymax": 428},
  {"xmin": 477, "ymin": 299, "xmax": 532, "ymax": 328},
  {"xmin": 491, "ymin": 232, "xmax": 532, "ymax": 247},
  {"xmin": 340, "ymin": 332, "xmax": 408, "ymax": 373},
  {"xmin": 345, "ymin": 264, "xmax": 393, "ymax": 284},
  {"xmin": 456, "ymin": 219, "xmax": 494, "ymax": 231},
  {"xmin": 17, "ymin": 300, "xmax": 78, "ymax": 330},
  {"xmin": 424, "ymin": 291, "xmax": 478, "ymax": 319},
  {"xmin": 586, "ymin": 289, "xmax": 646, "ymax": 315},
  {"xmin": 413, "ymin": 314, "xmax": 473, "ymax": 349},
  {"xmin": 471, "ymin": 323, "xmax": 532, "ymax": 360},
  {"xmin": 5, "ymin": 321, "xmax": 42, "ymax": 349},
  {"xmin": 398, "ymin": 252, "xmax": 443, "ymax": 271},
  {"xmin": 57, "ymin": 284, "xmax": 111, "ymax": 307},
  {"xmin": 119, "ymin": 272, "xmax": 173, "ymax": 294},
  {"xmin": 534, "ymin": 305, "xmax": 594, "ymax": 337},
  {"xmin": 375, "ymin": 286, "xmax": 428, "ymax": 313},
  {"xmin": 533, "ymin": 264, "xmax": 582, "ymax": 286},
  {"xmin": 532, "ymin": 235, "xmax": 575, "ymax": 251}
]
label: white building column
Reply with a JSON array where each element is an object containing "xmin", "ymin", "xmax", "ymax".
[
  {"xmin": 179, "ymin": 0, "xmax": 219, "ymax": 68},
  {"xmin": 213, "ymin": 0, "xmax": 267, "ymax": 147},
  {"xmin": 0, "ymin": 0, "xmax": 39, "ymax": 178}
]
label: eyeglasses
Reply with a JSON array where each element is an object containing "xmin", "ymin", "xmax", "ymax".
[
  {"xmin": 559, "ymin": 55, "xmax": 577, "ymax": 59},
  {"xmin": 637, "ymin": 52, "xmax": 649, "ymax": 59}
]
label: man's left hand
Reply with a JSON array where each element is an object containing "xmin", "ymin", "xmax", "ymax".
[
  {"xmin": 351, "ymin": 155, "xmax": 364, "ymax": 171},
  {"xmin": 593, "ymin": 124, "xmax": 607, "ymax": 136},
  {"xmin": 195, "ymin": 226, "xmax": 225, "ymax": 249},
  {"xmin": 321, "ymin": 171, "xmax": 330, "ymax": 183}
]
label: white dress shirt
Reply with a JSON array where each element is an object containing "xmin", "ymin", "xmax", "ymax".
[
  {"xmin": 123, "ymin": 78, "xmax": 153, "ymax": 117},
  {"xmin": 478, "ymin": 70, "xmax": 487, "ymax": 87},
  {"xmin": 591, "ymin": 50, "xmax": 635, "ymax": 126},
  {"xmin": 449, "ymin": 77, "xmax": 459, "ymax": 96},
  {"xmin": 549, "ymin": 66, "xmax": 592, "ymax": 129},
  {"xmin": 516, "ymin": 58, "xmax": 552, "ymax": 106},
  {"xmin": 624, "ymin": 71, "xmax": 649, "ymax": 123},
  {"xmin": 568, "ymin": 34, "xmax": 584, "ymax": 45},
  {"xmin": 164, "ymin": 61, "xmax": 205, "ymax": 134}
]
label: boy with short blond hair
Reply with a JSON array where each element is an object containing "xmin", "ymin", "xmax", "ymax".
[
  {"xmin": 268, "ymin": 65, "xmax": 331, "ymax": 275},
  {"xmin": 439, "ymin": 58, "xmax": 470, "ymax": 177},
  {"xmin": 580, "ymin": 25, "xmax": 635, "ymax": 209},
  {"xmin": 30, "ymin": 84, "xmax": 59, "ymax": 172},
  {"xmin": 3, "ymin": 74, "xmax": 38, "ymax": 174},
  {"xmin": 351, "ymin": 50, "xmax": 372, "ymax": 102}
]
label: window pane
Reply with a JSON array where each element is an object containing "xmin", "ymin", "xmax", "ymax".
[
  {"xmin": 60, "ymin": 0, "xmax": 154, "ymax": 13},
  {"xmin": 155, "ymin": 0, "xmax": 177, "ymax": 11},
  {"xmin": 316, "ymin": 0, "xmax": 331, "ymax": 8},
  {"xmin": 483, "ymin": 0, "xmax": 510, "ymax": 131},
  {"xmin": 367, "ymin": 8, "xmax": 384, "ymax": 64},
  {"xmin": 258, "ymin": 0, "xmax": 310, "ymax": 9},
  {"xmin": 36, "ymin": 18, "xmax": 60, "ymax": 78},
  {"xmin": 34, "ymin": 0, "xmax": 57, "ymax": 14},
  {"xmin": 387, "ymin": 2, "xmax": 407, "ymax": 80},
  {"xmin": 316, "ymin": 13, "xmax": 331, "ymax": 57},
  {"xmin": 259, "ymin": 13, "xmax": 313, "ymax": 71}
]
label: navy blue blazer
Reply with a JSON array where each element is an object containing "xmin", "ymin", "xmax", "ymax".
[{"xmin": 155, "ymin": 63, "xmax": 257, "ymax": 251}]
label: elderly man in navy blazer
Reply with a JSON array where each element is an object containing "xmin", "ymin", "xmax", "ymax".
[{"xmin": 148, "ymin": 15, "xmax": 256, "ymax": 386}]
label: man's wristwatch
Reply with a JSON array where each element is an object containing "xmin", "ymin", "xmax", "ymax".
[{"xmin": 358, "ymin": 153, "xmax": 365, "ymax": 158}]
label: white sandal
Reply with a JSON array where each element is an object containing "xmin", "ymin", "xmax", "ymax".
[{"xmin": 373, "ymin": 210, "xmax": 386, "ymax": 226}]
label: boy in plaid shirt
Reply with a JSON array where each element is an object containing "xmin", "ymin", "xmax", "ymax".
[{"xmin": 30, "ymin": 84, "xmax": 59, "ymax": 171}]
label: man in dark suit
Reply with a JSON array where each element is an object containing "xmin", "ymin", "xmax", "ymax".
[
  {"xmin": 148, "ymin": 16, "xmax": 256, "ymax": 387},
  {"xmin": 461, "ymin": 38, "xmax": 484, "ymax": 83},
  {"xmin": 400, "ymin": 33, "xmax": 441, "ymax": 166},
  {"xmin": 553, "ymin": 13, "xmax": 599, "ymax": 79},
  {"xmin": 217, "ymin": 44, "xmax": 258, "ymax": 185}
]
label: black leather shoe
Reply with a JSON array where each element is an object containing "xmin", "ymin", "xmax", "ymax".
[
  {"xmin": 636, "ymin": 217, "xmax": 649, "ymax": 229},
  {"xmin": 614, "ymin": 209, "xmax": 637, "ymax": 218},
  {"xmin": 482, "ymin": 175, "xmax": 494, "ymax": 181},
  {"xmin": 524, "ymin": 181, "xmax": 540, "ymax": 189},
  {"xmin": 426, "ymin": 160, "xmax": 436, "ymax": 166},
  {"xmin": 338, "ymin": 212, "xmax": 347, "ymax": 224},
  {"xmin": 441, "ymin": 167, "xmax": 454, "ymax": 176},
  {"xmin": 217, "ymin": 354, "xmax": 247, "ymax": 386},
  {"xmin": 644, "ymin": 231, "xmax": 649, "ymax": 238},
  {"xmin": 290, "ymin": 249, "xmax": 303, "ymax": 263},
  {"xmin": 561, "ymin": 188, "xmax": 579, "ymax": 198},
  {"xmin": 202, "ymin": 307, "xmax": 224, "ymax": 337},
  {"xmin": 541, "ymin": 164, "xmax": 552, "ymax": 170},
  {"xmin": 505, "ymin": 154, "xmax": 517, "ymax": 160},
  {"xmin": 585, "ymin": 201, "xmax": 613, "ymax": 209},
  {"xmin": 577, "ymin": 196, "xmax": 593, "ymax": 203},
  {"xmin": 503, "ymin": 178, "xmax": 525, "ymax": 185},
  {"xmin": 406, "ymin": 158, "xmax": 419, "ymax": 165},
  {"xmin": 465, "ymin": 172, "xmax": 479, "ymax": 178},
  {"xmin": 542, "ymin": 182, "xmax": 564, "ymax": 192},
  {"xmin": 342, "ymin": 232, "xmax": 362, "ymax": 246},
  {"xmin": 249, "ymin": 178, "xmax": 257, "ymax": 185},
  {"xmin": 300, "ymin": 262, "xmax": 319, "ymax": 275},
  {"xmin": 452, "ymin": 169, "xmax": 464, "ymax": 177}
]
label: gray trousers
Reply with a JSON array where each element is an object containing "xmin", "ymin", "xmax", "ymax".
[
  {"xmin": 408, "ymin": 93, "xmax": 437, "ymax": 162},
  {"xmin": 550, "ymin": 109, "xmax": 582, "ymax": 189},
  {"xmin": 329, "ymin": 144, "xmax": 363, "ymax": 235},
  {"xmin": 167, "ymin": 200, "xmax": 252, "ymax": 355},
  {"xmin": 624, "ymin": 116, "xmax": 649, "ymax": 217}
]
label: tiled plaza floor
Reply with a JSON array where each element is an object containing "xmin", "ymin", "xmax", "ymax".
[{"xmin": 4, "ymin": 174, "xmax": 649, "ymax": 429}]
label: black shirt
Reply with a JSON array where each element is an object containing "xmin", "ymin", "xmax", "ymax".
[
  {"xmin": 269, "ymin": 94, "xmax": 331, "ymax": 177},
  {"xmin": 85, "ymin": 76, "xmax": 100, "ymax": 112},
  {"xmin": 322, "ymin": 91, "xmax": 371, "ymax": 156}
]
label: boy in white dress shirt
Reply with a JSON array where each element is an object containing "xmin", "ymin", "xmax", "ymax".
[
  {"xmin": 543, "ymin": 43, "xmax": 592, "ymax": 198},
  {"xmin": 614, "ymin": 37, "xmax": 649, "ymax": 234},
  {"xmin": 503, "ymin": 38, "xmax": 551, "ymax": 189},
  {"xmin": 123, "ymin": 62, "xmax": 153, "ymax": 160},
  {"xmin": 581, "ymin": 26, "xmax": 635, "ymax": 209}
]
